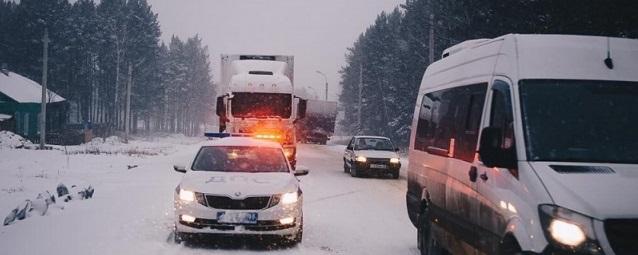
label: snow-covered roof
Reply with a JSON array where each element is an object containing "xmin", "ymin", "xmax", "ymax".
[
  {"xmin": 202, "ymin": 137, "xmax": 282, "ymax": 149},
  {"xmin": 0, "ymin": 113, "xmax": 11, "ymax": 121},
  {"xmin": 0, "ymin": 71, "xmax": 65, "ymax": 103}
]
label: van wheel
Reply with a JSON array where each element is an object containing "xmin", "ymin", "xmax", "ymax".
[{"xmin": 418, "ymin": 209, "xmax": 446, "ymax": 255}]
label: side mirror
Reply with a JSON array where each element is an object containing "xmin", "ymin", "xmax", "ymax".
[
  {"xmin": 478, "ymin": 127, "xmax": 516, "ymax": 169},
  {"xmin": 394, "ymin": 147, "xmax": 400, "ymax": 152},
  {"xmin": 216, "ymin": 96, "xmax": 226, "ymax": 117},
  {"xmin": 294, "ymin": 166, "xmax": 310, "ymax": 176},
  {"xmin": 297, "ymin": 99, "xmax": 307, "ymax": 120},
  {"xmin": 173, "ymin": 165, "xmax": 187, "ymax": 173}
]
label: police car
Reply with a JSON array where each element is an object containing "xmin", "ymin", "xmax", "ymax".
[{"xmin": 173, "ymin": 136, "xmax": 309, "ymax": 244}]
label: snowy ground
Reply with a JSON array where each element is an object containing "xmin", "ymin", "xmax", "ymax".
[{"xmin": 0, "ymin": 137, "xmax": 417, "ymax": 255}]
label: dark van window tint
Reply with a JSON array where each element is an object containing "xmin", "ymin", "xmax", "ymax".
[{"xmin": 414, "ymin": 83, "xmax": 487, "ymax": 162}]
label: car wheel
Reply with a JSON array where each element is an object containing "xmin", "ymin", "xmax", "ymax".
[
  {"xmin": 174, "ymin": 226, "xmax": 185, "ymax": 244},
  {"xmin": 391, "ymin": 170, "xmax": 400, "ymax": 179},
  {"xmin": 343, "ymin": 159, "xmax": 350, "ymax": 173},
  {"xmin": 418, "ymin": 208, "xmax": 446, "ymax": 255},
  {"xmin": 350, "ymin": 163, "xmax": 359, "ymax": 177}
]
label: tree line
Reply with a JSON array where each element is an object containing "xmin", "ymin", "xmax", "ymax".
[
  {"xmin": 338, "ymin": 0, "xmax": 638, "ymax": 146},
  {"xmin": 0, "ymin": 0, "xmax": 215, "ymax": 136}
]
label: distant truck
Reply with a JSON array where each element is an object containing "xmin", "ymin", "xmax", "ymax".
[
  {"xmin": 215, "ymin": 55, "xmax": 306, "ymax": 168},
  {"xmin": 296, "ymin": 99, "xmax": 337, "ymax": 145}
]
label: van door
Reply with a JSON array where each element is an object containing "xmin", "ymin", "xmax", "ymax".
[{"xmin": 475, "ymin": 79, "xmax": 518, "ymax": 254}]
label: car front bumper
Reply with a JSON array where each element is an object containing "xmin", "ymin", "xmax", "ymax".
[{"xmin": 174, "ymin": 196, "xmax": 302, "ymax": 236}]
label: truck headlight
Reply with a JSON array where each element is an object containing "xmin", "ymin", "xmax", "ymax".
[
  {"xmin": 179, "ymin": 189, "xmax": 195, "ymax": 202},
  {"xmin": 281, "ymin": 191, "xmax": 298, "ymax": 205},
  {"xmin": 390, "ymin": 158, "xmax": 400, "ymax": 164},
  {"xmin": 356, "ymin": 156, "xmax": 367, "ymax": 162},
  {"xmin": 539, "ymin": 205, "xmax": 603, "ymax": 254}
]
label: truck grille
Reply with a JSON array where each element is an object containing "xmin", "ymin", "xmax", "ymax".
[
  {"xmin": 203, "ymin": 195, "xmax": 272, "ymax": 210},
  {"xmin": 605, "ymin": 219, "xmax": 638, "ymax": 255}
]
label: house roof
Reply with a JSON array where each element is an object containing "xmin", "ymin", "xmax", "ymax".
[{"xmin": 0, "ymin": 71, "xmax": 65, "ymax": 103}]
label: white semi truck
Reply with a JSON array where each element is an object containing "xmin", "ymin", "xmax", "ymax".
[{"xmin": 215, "ymin": 55, "xmax": 306, "ymax": 168}]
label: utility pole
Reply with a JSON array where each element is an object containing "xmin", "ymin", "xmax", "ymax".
[
  {"xmin": 124, "ymin": 63, "xmax": 132, "ymax": 143},
  {"xmin": 39, "ymin": 27, "xmax": 49, "ymax": 149},
  {"xmin": 358, "ymin": 64, "xmax": 363, "ymax": 134},
  {"xmin": 429, "ymin": 13, "xmax": 435, "ymax": 64},
  {"xmin": 315, "ymin": 70, "xmax": 328, "ymax": 100}
]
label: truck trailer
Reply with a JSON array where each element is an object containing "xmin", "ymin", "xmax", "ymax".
[{"xmin": 296, "ymin": 99, "xmax": 337, "ymax": 145}]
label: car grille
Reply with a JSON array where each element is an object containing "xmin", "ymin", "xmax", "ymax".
[
  {"xmin": 604, "ymin": 219, "xmax": 638, "ymax": 255},
  {"xmin": 366, "ymin": 158, "xmax": 390, "ymax": 164},
  {"xmin": 203, "ymin": 195, "xmax": 272, "ymax": 210}
]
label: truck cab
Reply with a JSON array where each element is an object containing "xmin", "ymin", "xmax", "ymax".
[{"xmin": 216, "ymin": 55, "xmax": 306, "ymax": 168}]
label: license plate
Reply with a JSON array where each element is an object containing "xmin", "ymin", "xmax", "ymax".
[
  {"xmin": 370, "ymin": 164, "xmax": 387, "ymax": 169},
  {"xmin": 217, "ymin": 212, "xmax": 258, "ymax": 224}
]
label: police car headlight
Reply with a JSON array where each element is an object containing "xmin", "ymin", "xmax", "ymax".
[
  {"xmin": 281, "ymin": 192, "xmax": 298, "ymax": 205},
  {"xmin": 390, "ymin": 158, "xmax": 400, "ymax": 164},
  {"xmin": 539, "ymin": 205, "xmax": 603, "ymax": 254},
  {"xmin": 179, "ymin": 189, "xmax": 196, "ymax": 202}
]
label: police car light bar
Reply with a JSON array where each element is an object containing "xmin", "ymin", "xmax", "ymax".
[{"xmin": 204, "ymin": 132, "xmax": 253, "ymax": 138}]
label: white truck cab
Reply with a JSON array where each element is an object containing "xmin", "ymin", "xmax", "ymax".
[
  {"xmin": 405, "ymin": 34, "xmax": 638, "ymax": 255},
  {"xmin": 216, "ymin": 55, "xmax": 306, "ymax": 168}
]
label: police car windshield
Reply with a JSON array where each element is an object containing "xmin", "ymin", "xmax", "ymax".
[
  {"xmin": 520, "ymin": 79, "xmax": 638, "ymax": 164},
  {"xmin": 192, "ymin": 146, "xmax": 289, "ymax": 173},
  {"xmin": 355, "ymin": 138, "xmax": 395, "ymax": 151},
  {"xmin": 231, "ymin": 93, "xmax": 292, "ymax": 118}
]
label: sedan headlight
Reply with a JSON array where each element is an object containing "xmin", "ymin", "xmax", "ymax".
[
  {"xmin": 179, "ymin": 189, "xmax": 196, "ymax": 202},
  {"xmin": 281, "ymin": 191, "xmax": 299, "ymax": 205},
  {"xmin": 539, "ymin": 205, "xmax": 603, "ymax": 254},
  {"xmin": 356, "ymin": 156, "xmax": 367, "ymax": 162},
  {"xmin": 390, "ymin": 158, "xmax": 400, "ymax": 164}
]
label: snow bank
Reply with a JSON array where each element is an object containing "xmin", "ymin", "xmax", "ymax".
[{"xmin": 0, "ymin": 131, "xmax": 33, "ymax": 149}]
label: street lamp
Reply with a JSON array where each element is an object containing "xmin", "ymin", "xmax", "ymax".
[{"xmin": 315, "ymin": 70, "xmax": 328, "ymax": 101}]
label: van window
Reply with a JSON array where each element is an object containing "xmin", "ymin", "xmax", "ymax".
[
  {"xmin": 414, "ymin": 83, "xmax": 487, "ymax": 162},
  {"xmin": 490, "ymin": 80, "xmax": 515, "ymax": 151}
]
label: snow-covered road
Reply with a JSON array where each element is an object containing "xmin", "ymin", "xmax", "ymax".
[{"xmin": 0, "ymin": 141, "xmax": 417, "ymax": 255}]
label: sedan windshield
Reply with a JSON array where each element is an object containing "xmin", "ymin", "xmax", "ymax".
[
  {"xmin": 231, "ymin": 93, "xmax": 292, "ymax": 118},
  {"xmin": 192, "ymin": 146, "xmax": 289, "ymax": 173},
  {"xmin": 355, "ymin": 138, "xmax": 395, "ymax": 151},
  {"xmin": 519, "ymin": 80, "xmax": 638, "ymax": 164}
]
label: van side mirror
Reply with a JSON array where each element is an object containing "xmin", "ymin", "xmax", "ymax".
[
  {"xmin": 173, "ymin": 165, "xmax": 187, "ymax": 173},
  {"xmin": 478, "ymin": 127, "xmax": 516, "ymax": 169},
  {"xmin": 297, "ymin": 99, "xmax": 307, "ymax": 120}
]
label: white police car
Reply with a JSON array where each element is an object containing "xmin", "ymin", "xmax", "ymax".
[{"xmin": 173, "ymin": 137, "xmax": 309, "ymax": 244}]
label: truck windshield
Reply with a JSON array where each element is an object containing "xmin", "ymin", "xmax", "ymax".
[
  {"xmin": 231, "ymin": 93, "xmax": 292, "ymax": 118},
  {"xmin": 192, "ymin": 146, "xmax": 289, "ymax": 173},
  {"xmin": 519, "ymin": 80, "xmax": 638, "ymax": 164}
]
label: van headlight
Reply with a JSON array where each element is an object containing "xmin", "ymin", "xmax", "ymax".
[
  {"xmin": 539, "ymin": 205, "xmax": 603, "ymax": 254},
  {"xmin": 281, "ymin": 191, "xmax": 299, "ymax": 205},
  {"xmin": 179, "ymin": 189, "xmax": 196, "ymax": 202}
]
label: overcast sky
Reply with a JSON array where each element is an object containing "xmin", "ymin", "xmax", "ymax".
[{"xmin": 147, "ymin": 0, "xmax": 404, "ymax": 101}]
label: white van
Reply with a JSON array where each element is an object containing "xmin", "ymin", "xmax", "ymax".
[{"xmin": 405, "ymin": 34, "xmax": 638, "ymax": 255}]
